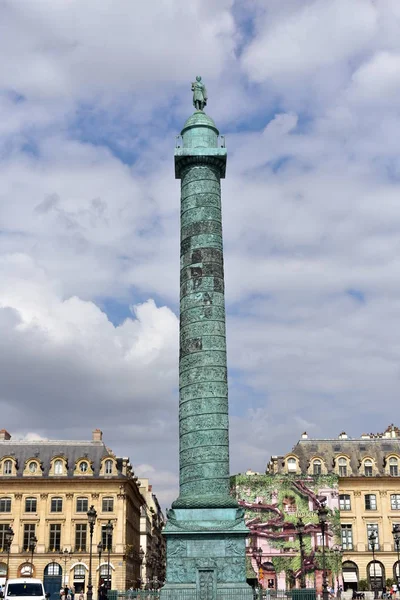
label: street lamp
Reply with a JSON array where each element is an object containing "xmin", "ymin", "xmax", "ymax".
[
  {"xmin": 59, "ymin": 549, "xmax": 73, "ymax": 586},
  {"xmin": 317, "ymin": 504, "xmax": 329, "ymax": 600},
  {"xmin": 28, "ymin": 536, "xmax": 37, "ymax": 577},
  {"xmin": 392, "ymin": 525, "xmax": 400, "ymax": 585},
  {"xmin": 368, "ymin": 531, "xmax": 378, "ymax": 599},
  {"xmin": 138, "ymin": 547, "xmax": 145, "ymax": 589},
  {"xmin": 87, "ymin": 505, "xmax": 97, "ymax": 600},
  {"xmin": 332, "ymin": 545, "xmax": 343, "ymax": 593},
  {"xmin": 105, "ymin": 520, "xmax": 113, "ymax": 596},
  {"xmin": 5, "ymin": 526, "xmax": 14, "ymax": 581},
  {"xmin": 296, "ymin": 517, "xmax": 306, "ymax": 589}
]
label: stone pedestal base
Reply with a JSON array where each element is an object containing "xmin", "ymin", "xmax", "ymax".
[{"xmin": 161, "ymin": 507, "xmax": 253, "ymax": 600}]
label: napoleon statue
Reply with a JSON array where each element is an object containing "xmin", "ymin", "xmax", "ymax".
[{"xmin": 192, "ymin": 75, "xmax": 207, "ymax": 111}]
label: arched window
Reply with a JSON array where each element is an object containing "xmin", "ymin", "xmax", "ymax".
[
  {"xmin": 105, "ymin": 460, "xmax": 113, "ymax": 475},
  {"xmin": 54, "ymin": 460, "xmax": 63, "ymax": 475},
  {"xmin": 313, "ymin": 460, "xmax": 322, "ymax": 475},
  {"xmin": 45, "ymin": 563, "xmax": 61, "ymax": 576},
  {"xmin": 364, "ymin": 459, "xmax": 373, "ymax": 477},
  {"xmin": 338, "ymin": 458, "xmax": 348, "ymax": 477},
  {"xmin": 287, "ymin": 458, "xmax": 297, "ymax": 472},
  {"xmin": 368, "ymin": 561, "xmax": 384, "ymax": 591},
  {"xmin": 74, "ymin": 564, "xmax": 86, "ymax": 577},
  {"xmin": 389, "ymin": 457, "xmax": 399, "ymax": 477},
  {"xmin": 3, "ymin": 460, "xmax": 12, "ymax": 475},
  {"xmin": 20, "ymin": 564, "xmax": 33, "ymax": 577},
  {"xmin": 0, "ymin": 563, "xmax": 7, "ymax": 577}
]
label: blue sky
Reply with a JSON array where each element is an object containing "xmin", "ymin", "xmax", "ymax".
[{"xmin": 1, "ymin": 0, "xmax": 400, "ymax": 506}]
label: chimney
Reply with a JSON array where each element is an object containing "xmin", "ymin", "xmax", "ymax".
[
  {"xmin": 92, "ymin": 429, "xmax": 103, "ymax": 442},
  {"xmin": 0, "ymin": 430, "xmax": 11, "ymax": 441},
  {"xmin": 301, "ymin": 432, "xmax": 308, "ymax": 439},
  {"xmin": 339, "ymin": 432, "xmax": 348, "ymax": 439}
]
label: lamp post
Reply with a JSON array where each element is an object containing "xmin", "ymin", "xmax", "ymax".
[
  {"xmin": 368, "ymin": 531, "xmax": 378, "ymax": 599},
  {"xmin": 28, "ymin": 536, "xmax": 37, "ymax": 577},
  {"xmin": 392, "ymin": 525, "xmax": 400, "ymax": 585},
  {"xmin": 138, "ymin": 547, "xmax": 145, "ymax": 589},
  {"xmin": 332, "ymin": 545, "xmax": 342, "ymax": 594},
  {"xmin": 317, "ymin": 504, "xmax": 329, "ymax": 600},
  {"xmin": 105, "ymin": 520, "xmax": 113, "ymax": 597},
  {"xmin": 87, "ymin": 505, "xmax": 97, "ymax": 600},
  {"xmin": 296, "ymin": 517, "xmax": 306, "ymax": 589},
  {"xmin": 5, "ymin": 526, "xmax": 14, "ymax": 581},
  {"xmin": 59, "ymin": 549, "xmax": 73, "ymax": 586},
  {"xmin": 97, "ymin": 542, "xmax": 102, "ymax": 591}
]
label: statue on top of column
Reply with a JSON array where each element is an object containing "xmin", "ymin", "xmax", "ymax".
[{"xmin": 192, "ymin": 76, "xmax": 207, "ymax": 111}]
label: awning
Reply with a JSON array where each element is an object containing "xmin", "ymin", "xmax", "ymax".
[{"xmin": 343, "ymin": 573, "xmax": 358, "ymax": 583}]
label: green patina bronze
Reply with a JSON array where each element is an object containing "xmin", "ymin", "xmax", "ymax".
[{"xmin": 161, "ymin": 79, "xmax": 252, "ymax": 600}]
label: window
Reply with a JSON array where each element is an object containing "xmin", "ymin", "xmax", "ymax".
[
  {"xmin": 7, "ymin": 583, "xmax": 42, "ymax": 596},
  {"xmin": 79, "ymin": 461, "xmax": 89, "ymax": 473},
  {"xmin": 313, "ymin": 460, "xmax": 322, "ymax": 475},
  {"xmin": 51, "ymin": 497, "xmax": 63, "ymax": 513},
  {"xmin": 338, "ymin": 458, "xmax": 348, "ymax": 477},
  {"xmin": 365, "ymin": 494, "xmax": 377, "ymax": 510},
  {"xmin": 391, "ymin": 495, "xmax": 400, "ymax": 510},
  {"xmin": 367, "ymin": 523, "xmax": 379, "ymax": 550},
  {"xmin": 339, "ymin": 494, "xmax": 351, "ymax": 511},
  {"xmin": 76, "ymin": 497, "xmax": 88, "ymax": 513},
  {"xmin": 23, "ymin": 524, "xmax": 36, "ymax": 551},
  {"xmin": 105, "ymin": 460, "xmax": 113, "ymax": 475},
  {"xmin": 287, "ymin": 458, "xmax": 297, "ymax": 472},
  {"xmin": 74, "ymin": 565, "xmax": 86, "ymax": 578},
  {"xmin": 75, "ymin": 524, "xmax": 87, "ymax": 551},
  {"xmin": 364, "ymin": 459, "xmax": 373, "ymax": 477},
  {"xmin": 49, "ymin": 524, "xmax": 61, "ymax": 551},
  {"xmin": 0, "ymin": 524, "xmax": 11, "ymax": 550},
  {"xmin": 54, "ymin": 460, "xmax": 63, "ymax": 475},
  {"xmin": 25, "ymin": 497, "xmax": 37, "ymax": 513},
  {"xmin": 47, "ymin": 564, "xmax": 61, "ymax": 576},
  {"xmin": 341, "ymin": 524, "xmax": 353, "ymax": 550},
  {"xmin": 28, "ymin": 462, "xmax": 38, "ymax": 473},
  {"xmin": 102, "ymin": 497, "xmax": 114, "ymax": 512},
  {"xmin": 0, "ymin": 498, "xmax": 11, "ymax": 513},
  {"xmin": 3, "ymin": 460, "xmax": 12, "ymax": 475},
  {"xmin": 390, "ymin": 457, "xmax": 399, "ymax": 477},
  {"xmin": 101, "ymin": 525, "xmax": 113, "ymax": 550}
]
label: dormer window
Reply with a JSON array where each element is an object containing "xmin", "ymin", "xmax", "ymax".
[
  {"xmin": 54, "ymin": 460, "xmax": 63, "ymax": 475},
  {"xmin": 28, "ymin": 462, "xmax": 37, "ymax": 473},
  {"xmin": 364, "ymin": 459, "xmax": 373, "ymax": 477},
  {"xmin": 390, "ymin": 457, "xmax": 399, "ymax": 477},
  {"xmin": 79, "ymin": 461, "xmax": 89, "ymax": 473},
  {"xmin": 105, "ymin": 460, "xmax": 113, "ymax": 475},
  {"xmin": 338, "ymin": 458, "xmax": 348, "ymax": 477},
  {"xmin": 3, "ymin": 460, "xmax": 12, "ymax": 475},
  {"xmin": 287, "ymin": 458, "xmax": 297, "ymax": 473},
  {"xmin": 313, "ymin": 460, "xmax": 322, "ymax": 475}
]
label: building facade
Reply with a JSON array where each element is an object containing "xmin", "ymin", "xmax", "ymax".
[
  {"xmin": 138, "ymin": 479, "xmax": 166, "ymax": 588},
  {"xmin": 267, "ymin": 426, "xmax": 400, "ymax": 593},
  {"xmin": 0, "ymin": 429, "xmax": 147, "ymax": 597},
  {"xmin": 231, "ymin": 471, "xmax": 340, "ymax": 592}
]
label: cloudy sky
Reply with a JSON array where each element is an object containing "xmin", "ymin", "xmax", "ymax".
[{"xmin": 1, "ymin": 0, "xmax": 400, "ymax": 507}]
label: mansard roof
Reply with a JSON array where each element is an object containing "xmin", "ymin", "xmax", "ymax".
[{"xmin": 0, "ymin": 435, "xmax": 125, "ymax": 478}]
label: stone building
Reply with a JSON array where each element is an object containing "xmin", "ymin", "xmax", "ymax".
[
  {"xmin": 138, "ymin": 479, "xmax": 166, "ymax": 588},
  {"xmin": 268, "ymin": 425, "xmax": 400, "ymax": 592},
  {"xmin": 0, "ymin": 428, "xmax": 148, "ymax": 597}
]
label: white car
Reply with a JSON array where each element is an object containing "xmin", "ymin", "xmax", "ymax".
[{"xmin": 3, "ymin": 579, "xmax": 50, "ymax": 600}]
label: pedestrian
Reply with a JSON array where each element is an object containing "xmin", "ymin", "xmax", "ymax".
[{"xmin": 78, "ymin": 592, "xmax": 84, "ymax": 600}]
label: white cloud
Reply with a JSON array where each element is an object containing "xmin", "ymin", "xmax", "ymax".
[{"xmin": 0, "ymin": 0, "xmax": 400, "ymax": 504}]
